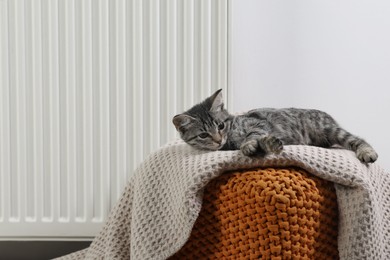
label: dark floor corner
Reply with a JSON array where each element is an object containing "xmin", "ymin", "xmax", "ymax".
[{"xmin": 0, "ymin": 241, "xmax": 92, "ymax": 260}]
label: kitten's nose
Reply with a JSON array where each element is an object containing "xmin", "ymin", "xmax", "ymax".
[{"xmin": 213, "ymin": 135, "xmax": 222, "ymax": 144}]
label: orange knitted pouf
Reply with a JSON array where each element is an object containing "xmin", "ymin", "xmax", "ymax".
[{"xmin": 170, "ymin": 168, "xmax": 339, "ymax": 260}]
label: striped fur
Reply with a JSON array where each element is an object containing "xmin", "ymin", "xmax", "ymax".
[{"xmin": 173, "ymin": 90, "xmax": 378, "ymax": 163}]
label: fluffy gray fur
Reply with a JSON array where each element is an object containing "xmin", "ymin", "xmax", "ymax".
[{"xmin": 172, "ymin": 89, "xmax": 378, "ymax": 163}]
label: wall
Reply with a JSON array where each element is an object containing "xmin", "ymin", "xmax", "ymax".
[{"xmin": 230, "ymin": 0, "xmax": 390, "ymax": 171}]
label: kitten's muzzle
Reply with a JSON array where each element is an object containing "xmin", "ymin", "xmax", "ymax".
[
  {"xmin": 214, "ymin": 136, "xmax": 227, "ymax": 150},
  {"xmin": 212, "ymin": 134, "xmax": 222, "ymax": 144}
]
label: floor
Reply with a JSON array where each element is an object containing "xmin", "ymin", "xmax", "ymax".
[{"xmin": 0, "ymin": 241, "xmax": 91, "ymax": 260}]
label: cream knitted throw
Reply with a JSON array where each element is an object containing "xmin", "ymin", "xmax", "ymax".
[{"xmin": 57, "ymin": 140, "xmax": 390, "ymax": 260}]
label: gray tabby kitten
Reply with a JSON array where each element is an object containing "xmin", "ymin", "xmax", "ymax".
[{"xmin": 173, "ymin": 89, "xmax": 378, "ymax": 163}]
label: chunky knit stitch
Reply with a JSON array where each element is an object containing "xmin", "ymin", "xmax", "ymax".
[
  {"xmin": 170, "ymin": 168, "xmax": 339, "ymax": 259},
  {"xmin": 57, "ymin": 140, "xmax": 390, "ymax": 259}
]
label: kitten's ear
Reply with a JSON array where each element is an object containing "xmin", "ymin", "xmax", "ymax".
[
  {"xmin": 172, "ymin": 114, "xmax": 196, "ymax": 132},
  {"xmin": 209, "ymin": 89, "xmax": 224, "ymax": 112}
]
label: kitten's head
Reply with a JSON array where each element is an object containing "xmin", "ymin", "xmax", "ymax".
[{"xmin": 173, "ymin": 89, "xmax": 230, "ymax": 150}]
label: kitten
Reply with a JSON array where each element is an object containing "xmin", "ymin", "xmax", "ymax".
[{"xmin": 172, "ymin": 89, "xmax": 378, "ymax": 163}]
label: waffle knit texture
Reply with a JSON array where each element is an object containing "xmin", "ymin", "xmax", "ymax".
[
  {"xmin": 170, "ymin": 168, "xmax": 339, "ymax": 259},
  {"xmin": 57, "ymin": 140, "xmax": 390, "ymax": 260}
]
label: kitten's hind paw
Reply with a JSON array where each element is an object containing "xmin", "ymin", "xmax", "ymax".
[{"xmin": 356, "ymin": 147, "xmax": 378, "ymax": 163}]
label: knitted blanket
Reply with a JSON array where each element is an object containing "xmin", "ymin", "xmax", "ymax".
[{"xmin": 58, "ymin": 140, "xmax": 390, "ymax": 260}]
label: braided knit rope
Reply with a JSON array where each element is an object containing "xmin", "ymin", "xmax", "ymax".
[{"xmin": 171, "ymin": 168, "xmax": 339, "ymax": 259}]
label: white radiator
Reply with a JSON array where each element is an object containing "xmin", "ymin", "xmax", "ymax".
[{"xmin": 0, "ymin": 0, "xmax": 228, "ymax": 240}]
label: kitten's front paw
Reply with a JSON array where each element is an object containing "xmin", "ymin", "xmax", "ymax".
[
  {"xmin": 240, "ymin": 136, "xmax": 283, "ymax": 156},
  {"xmin": 356, "ymin": 147, "xmax": 378, "ymax": 163},
  {"xmin": 264, "ymin": 136, "xmax": 284, "ymax": 154},
  {"xmin": 240, "ymin": 140, "xmax": 259, "ymax": 156}
]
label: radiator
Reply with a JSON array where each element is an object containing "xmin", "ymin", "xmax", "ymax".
[{"xmin": 0, "ymin": 0, "xmax": 228, "ymax": 240}]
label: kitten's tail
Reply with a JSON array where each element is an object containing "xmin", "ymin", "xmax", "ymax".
[{"xmin": 326, "ymin": 127, "xmax": 378, "ymax": 163}]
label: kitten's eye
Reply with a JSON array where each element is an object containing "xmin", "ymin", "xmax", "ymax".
[
  {"xmin": 198, "ymin": 133, "xmax": 209, "ymax": 139},
  {"xmin": 218, "ymin": 122, "xmax": 225, "ymax": 130}
]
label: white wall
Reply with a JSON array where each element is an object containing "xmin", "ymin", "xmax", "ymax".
[{"xmin": 231, "ymin": 0, "xmax": 390, "ymax": 171}]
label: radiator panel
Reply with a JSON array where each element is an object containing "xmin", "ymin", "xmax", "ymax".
[{"xmin": 0, "ymin": 0, "xmax": 228, "ymax": 239}]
